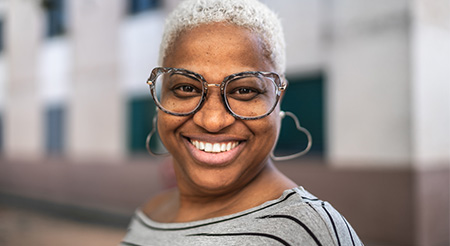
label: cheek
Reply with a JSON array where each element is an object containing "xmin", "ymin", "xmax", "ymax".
[
  {"xmin": 269, "ymin": 107, "xmax": 282, "ymax": 143},
  {"xmin": 264, "ymin": 109, "xmax": 281, "ymax": 136},
  {"xmin": 248, "ymin": 114, "xmax": 281, "ymax": 149},
  {"xmin": 157, "ymin": 113, "xmax": 184, "ymax": 148}
]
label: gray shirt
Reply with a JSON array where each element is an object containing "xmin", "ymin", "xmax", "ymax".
[{"xmin": 121, "ymin": 187, "xmax": 363, "ymax": 246}]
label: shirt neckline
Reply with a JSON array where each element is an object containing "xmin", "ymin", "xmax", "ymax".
[{"xmin": 134, "ymin": 186, "xmax": 308, "ymax": 231}]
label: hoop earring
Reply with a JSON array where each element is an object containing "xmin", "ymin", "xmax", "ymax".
[
  {"xmin": 270, "ymin": 111, "xmax": 312, "ymax": 161},
  {"xmin": 146, "ymin": 113, "xmax": 170, "ymax": 156}
]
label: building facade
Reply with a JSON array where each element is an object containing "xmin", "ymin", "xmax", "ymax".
[{"xmin": 0, "ymin": 0, "xmax": 449, "ymax": 245}]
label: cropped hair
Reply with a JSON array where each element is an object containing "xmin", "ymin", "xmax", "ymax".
[{"xmin": 159, "ymin": 0, "xmax": 286, "ymax": 74}]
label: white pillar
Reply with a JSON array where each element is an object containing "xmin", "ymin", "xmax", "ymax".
[
  {"xmin": 411, "ymin": 0, "xmax": 450, "ymax": 169},
  {"xmin": 67, "ymin": 0, "xmax": 125, "ymax": 161},
  {"xmin": 327, "ymin": 0, "xmax": 412, "ymax": 166},
  {"xmin": 4, "ymin": 0, "xmax": 44, "ymax": 160},
  {"xmin": 262, "ymin": 0, "xmax": 324, "ymax": 74}
]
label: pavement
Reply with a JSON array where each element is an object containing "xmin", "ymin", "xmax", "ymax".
[{"xmin": 0, "ymin": 205, "xmax": 127, "ymax": 246}]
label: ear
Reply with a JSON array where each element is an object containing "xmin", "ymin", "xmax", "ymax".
[{"xmin": 280, "ymin": 75, "xmax": 288, "ymax": 101}]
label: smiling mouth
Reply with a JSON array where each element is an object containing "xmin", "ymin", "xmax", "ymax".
[{"xmin": 189, "ymin": 139, "xmax": 241, "ymax": 153}]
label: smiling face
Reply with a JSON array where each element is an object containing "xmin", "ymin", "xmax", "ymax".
[{"xmin": 159, "ymin": 23, "xmax": 282, "ymax": 196}]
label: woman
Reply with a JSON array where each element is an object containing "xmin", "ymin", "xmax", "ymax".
[{"xmin": 121, "ymin": 0, "xmax": 363, "ymax": 245}]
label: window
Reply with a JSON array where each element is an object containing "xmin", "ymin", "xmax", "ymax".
[
  {"xmin": 276, "ymin": 73, "xmax": 325, "ymax": 157},
  {"xmin": 45, "ymin": 105, "xmax": 65, "ymax": 155},
  {"xmin": 41, "ymin": 0, "xmax": 66, "ymax": 37},
  {"xmin": 127, "ymin": 0, "xmax": 161, "ymax": 15}
]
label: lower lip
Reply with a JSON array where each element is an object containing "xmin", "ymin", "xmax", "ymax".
[{"xmin": 184, "ymin": 138, "xmax": 245, "ymax": 166}]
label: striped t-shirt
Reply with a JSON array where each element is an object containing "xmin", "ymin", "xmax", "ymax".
[{"xmin": 121, "ymin": 187, "xmax": 363, "ymax": 246}]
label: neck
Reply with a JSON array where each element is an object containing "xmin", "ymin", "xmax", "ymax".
[{"xmin": 171, "ymin": 162, "xmax": 297, "ymax": 222}]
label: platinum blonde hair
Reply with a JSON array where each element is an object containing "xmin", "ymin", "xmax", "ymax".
[{"xmin": 159, "ymin": 0, "xmax": 286, "ymax": 74}]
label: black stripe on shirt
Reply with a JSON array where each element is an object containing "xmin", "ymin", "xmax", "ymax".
[
  {"xmin": 306, "ymin": 201, "xmax": 318, "ymax": 213},
  {"xmin": 136, "ymin": 191, "xmax": 297, "ymax": 231},
  {"xmin": 340, "ymin": 214, "xmax": 356, "ymax": 246},
  {"xmin": 322, "ymin": 201, "xmax": 341, "ymax": 246},
  {"xmin": 121, "ymin": 241, "xmax": 143, "ymax": 246},
  {"xmin": 187, "ymin": 232, "xmax": 291, "ymax": 246},
  {"xmin": 258, "ymin": 214, "xmax": 323, "ymax": 246},
  {"xmin": 301, "ymin": 196, "xmax": 320, "ymax": 202}
]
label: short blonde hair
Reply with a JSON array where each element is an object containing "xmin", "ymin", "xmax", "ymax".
[{"xmin": 159, "ymin": 0, "xmax": 286, "ymax": 74}]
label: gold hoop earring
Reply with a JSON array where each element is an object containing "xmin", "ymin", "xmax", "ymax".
[
  {"xmin": 146, "ymin": 113, "xmax": 170, "ymax": 156},
  {"xmin": 270, "ymin": 111, "xmax": 312, "ymax": 161}
]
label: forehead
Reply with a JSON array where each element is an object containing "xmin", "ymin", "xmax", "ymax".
[{"xmin": 163, "ymin": 23, "xmax": 274, "ymax": 78}]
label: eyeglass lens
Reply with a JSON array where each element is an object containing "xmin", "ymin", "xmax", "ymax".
[{"xmin": 153, "ymin": 70, "xmax": 278, "ymax": 118}]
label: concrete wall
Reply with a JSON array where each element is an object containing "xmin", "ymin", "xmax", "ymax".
[
  {"xmin": 327, "ymin": 0, "xmax": 412, "ymax": 165},
  {"xmin": 0, "ymin": 1, "xmax": 6, "ymax": 112},
  {"xmin": 262, "ymin": 0, "xmax": 324, "ymax": 75},
  {"xmin": 327, "ymin": 0, "xmax": 450, "ymax": 168},
  {"xmin": 119, "ymin": 10, "xmax": 165, "ymax": 97},
  {"xmin": 411, "ymin": 0, "xmax": 450, "ymax": 168},
  {"xmin": 411, "ymin": 0, "xmax": 450, "ymax": 244},
  {"xmin": 67, "ymin": 0, "xmax": 126, "ymax": 161},
  {"xmin": 4, "ymin": 0, "xmax": 44, "ymax": 159}
]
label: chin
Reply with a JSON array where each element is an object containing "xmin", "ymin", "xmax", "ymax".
[{"xmin": 175, "ymin": 163, "xmax": 250, "ymax": 196}]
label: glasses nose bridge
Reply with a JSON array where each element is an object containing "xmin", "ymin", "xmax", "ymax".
[
  {"xmin": 206, "ymin": 83, "xmax": 222, "ymax": 88},
  {"xmin": 204, "ymin": 82, "xmax": 224, "ymax": 97},
  {"xmin": 200, "ymin": 82, "xmax": 228, "ymax": 111}
]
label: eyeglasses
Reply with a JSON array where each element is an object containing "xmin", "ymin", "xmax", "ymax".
[{"xmin": 146, "ymin": 67, "xmax": 286, "ymax": 120}]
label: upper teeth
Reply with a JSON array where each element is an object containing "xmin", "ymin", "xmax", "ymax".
[{"xmin": 191, "ymin": 140, "xmax": 239, "ymax": 153}]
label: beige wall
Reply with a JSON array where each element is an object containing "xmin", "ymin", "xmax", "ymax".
[
  {"xmin": 327, "ymin": 0, "xmax": 450, "ymax": 169},
  {"xmin": 327, "ymin": 0, "xmax": 412, "ymax": 166},
  {"xmin": 0, "ymin": 2, "xmax": 6, "ymax": 112},
  {"xmin": 262, "ymin": 0, "xmax": 324, "ymax": 75},
  {"xmin": 411, "ymin": 0, "xmax": 450, "ymax": 168},
  {"xmin": 120, "ymin": 10, "xmax": 165, "ymax": 97},
  {"xmin": 4, "ymin": 0, "xmax": 44, "ymax": 159},
  {"xmin": 67, "ymin": 0, "xmax": 126, "ymax": 161}
]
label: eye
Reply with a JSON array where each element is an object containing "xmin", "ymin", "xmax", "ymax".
[
  {"xmin": 228, "ymin": 87, "xmax": 261, "ymax": 101},
  {"xmin": 235, "ymin": 88, "xmax": 256, "ymax": 95},
  {"xmin": 171, "ymin": 83, "xmax": 202, "ymax": 98},
  {"xmin": 177, "ymin": 85, "xmax": 196, "ymax": 93}
]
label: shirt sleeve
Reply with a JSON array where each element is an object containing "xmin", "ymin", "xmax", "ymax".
[{"xmin": 306, "ymin": 200, "xmax": 364, "ymax": 246}]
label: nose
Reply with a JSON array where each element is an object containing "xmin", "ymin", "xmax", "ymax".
[{"xmin": 193, "ymin": 87, "xmax": 235, "ymax": 132}]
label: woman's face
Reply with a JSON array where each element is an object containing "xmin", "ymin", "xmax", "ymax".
[{"xmin": 159, "ymin": 23, "xmax": 282, "ymax": 195}]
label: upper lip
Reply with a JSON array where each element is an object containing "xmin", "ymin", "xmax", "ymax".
[{"xmin": 182, "ymin": 134, "xmax": 246, "ymax": 143}]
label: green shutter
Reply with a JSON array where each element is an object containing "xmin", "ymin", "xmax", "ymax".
[
  {"xmin": 127, "ymin": 96, "xmax": 156, "ymax": 153},
  {"xmin": 276, "ymin": 73, "xmax": 325, "ymax": 157}
]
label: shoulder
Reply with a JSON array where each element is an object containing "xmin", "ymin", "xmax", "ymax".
[{"xmin": 276, "ymin": 187, "xmax": 364, "ymax": 246}]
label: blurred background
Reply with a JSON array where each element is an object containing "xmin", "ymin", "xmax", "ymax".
[{"xmin": 0, "ymin": 0, "xmax": 449, "ymax": 245}]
